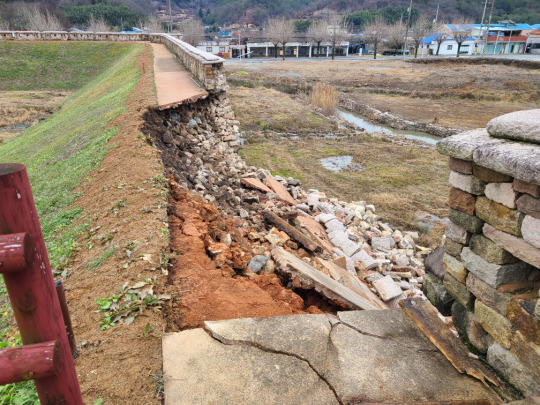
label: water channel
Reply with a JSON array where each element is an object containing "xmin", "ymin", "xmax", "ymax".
[{"xmin": 338, "ymin": 110, "xmax": 441, "ymax": 145}]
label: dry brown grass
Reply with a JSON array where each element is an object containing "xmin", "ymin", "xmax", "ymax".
[{"xmin": 311, "ymin": 83, "xmax": 338, "ymax": 115}]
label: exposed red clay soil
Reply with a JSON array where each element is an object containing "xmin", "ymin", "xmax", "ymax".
[{"xmin": 165, "ymin": 179, "xmax": 330, "ymax": 331}]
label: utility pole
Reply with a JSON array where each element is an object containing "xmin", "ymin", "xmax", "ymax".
[
  {"xmin": 239, "ymin": 31, "xmax": 241, "ymax": 59},
  {"xmin": 402, "ymin": 0, "xmax": 413, "ymax": 59},
  {"xmin": 477, "ymin": 0, "xmax": 488, "ymax": 55},
  {"xmin": 484, "ymin": 0, "xmax": 495, "ymax": 54},
  {"xmin": 168, "ymin": 0, "xmax": 172, "ymax": 33},
  {"xmin": 434, "ymin": 4, "xmax": 439, "ymax": 25}
]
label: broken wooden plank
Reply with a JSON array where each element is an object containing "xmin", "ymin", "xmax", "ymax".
[
  {"xmin": 271, "ymin": 247, "xmax": 381, "ymax": 311},
  {"xmin": 399, "ymin": 298, "xmax": 500, "ymax": 387},
  {"xmin": 265, "ymin": 177, "xmax": 297, "ymax": 206},
  {"xmin": 296, "ymin": 213, "xmax": 334, "ymax": 253},
  {"xmin": 317, "ymin": 258, "xmax": 387, "ymax": 310},
  {"xmin": 262, "ymin": 210, "xmax": 320, "ymax": 252},
  {"xmin": 241, "ymin": 177, "xmax": 272, "ymax": 193}
]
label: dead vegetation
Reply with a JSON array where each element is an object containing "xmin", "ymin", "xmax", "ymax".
[
  {"xmin": 311, "ymin": 83, "xmax": 338, "ymax": 115},
  {"xmin": 0, "ymin": 90, "xmax": 68, "ymax": 142}
]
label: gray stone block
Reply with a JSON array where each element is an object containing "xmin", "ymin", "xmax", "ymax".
[
  {"xmin": 483, "ymin": 224, "xmax": 540, "ymax": 269},
  {"xmin": 451, "ymin": 301, "xmax": 493, "ymax": 354},
  {"xmin": 437, "ymin": 128, "xmax": 503, "ymax": 160},
  {"xmin": 444, "ymin": 273, "xmax": 475, "ymax": 311},
  {"xmin": 466, "ymin": 273, "xmax": 513, "ymax": 315},
  {"xmin": 461, "ymin": 247, "xmax": 531, "ymax": 289},
  {"xmin": 449, "ymin": 171, "xmax": 486, "ymax": 195},
  {"xmin": 487, "ymin": 342, "xmax": 540, "ymax": 397},
  {"xmin": 522, "ymin": 215, "xmax": 540, "ymax": 249},
  {"xmin": 487, "ymin": 109, "xmax": 540, "ymax": 144}
]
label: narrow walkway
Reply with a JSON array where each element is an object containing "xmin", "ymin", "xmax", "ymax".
[{"xmin": 151, "ymin": 43, "xmax": 208, "ymax": 109}]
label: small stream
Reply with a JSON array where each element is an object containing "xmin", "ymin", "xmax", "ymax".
[{"xmin": 338, "ymin": 110, "xmax": 441, "ymax": 145}]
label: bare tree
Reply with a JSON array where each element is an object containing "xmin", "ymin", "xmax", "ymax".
[
  {"xmin": 143, "ymin": 15, "xmax": 165, "ymax": 33},
  {"xmin": 326, "ymin": 13, "xmax": 350, "ymax": 60},
  {"xmin": 386, "ymin": 22, "xmax": 405, "ymax": 55},
  {"xmin": 433, "ymin": 23, "xmax": 448, "ymax": 56},
  {"xmin": 0, "ymin": 19, "xmax": 9, "ymax": 31},
  {"xmin": 449, "ymin": 18, "xmax": 473, "ymax": 57},
  {"xmin": 21, "ymin": 4, "xmax": 63, "ymax": 32},
  {"xmin": 411, "ymin": 15, "xmax": 432, "ymax": 58},
  {"xmin": 180, "ymin": 19, "xmax": 204, "ymax": 46},
  {"xmin": 308, "ymin": 19, "xmax": 328, "ymax": 57},
  {"xmin": 265, "ymin": 17, "xmax": 294, "ymax": 60},
  {"xmin": 363, "ymin": 16, "xmax": 386, "ymax": 60},
  {"xmin": 87, "ymin": 14, "xmax": 108, "ymax": 32}
]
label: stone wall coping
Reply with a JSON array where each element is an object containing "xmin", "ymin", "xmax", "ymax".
[
  {"xmin": 161, "ymin": 34, "xmax": 224, "ymax": 65},
  {"xmin": 438, "ymin": 129, "xmax": 540, "ymax": 186}
]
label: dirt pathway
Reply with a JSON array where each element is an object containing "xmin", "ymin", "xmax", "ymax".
[
  {"xmin": 151, "ymin": 43, "xmax": 208, "ymax": 109},
  {"xmin": 65, "ymin": 43, "xmax": 168, "ymax": 404}
]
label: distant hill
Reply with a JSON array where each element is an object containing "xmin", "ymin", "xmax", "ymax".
[{"xmin": 175, "ymin": 0, "xmax": 540, "ymax": 27}]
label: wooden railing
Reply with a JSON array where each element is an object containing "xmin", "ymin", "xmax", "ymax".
[{"xmin": 0, "ymin": 163, "xmax": 83, "ymax": 403}]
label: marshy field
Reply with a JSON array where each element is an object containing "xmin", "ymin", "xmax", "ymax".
[{"xmin": 225, "ymin": 57, "xmax": 540, "ymax": 246}]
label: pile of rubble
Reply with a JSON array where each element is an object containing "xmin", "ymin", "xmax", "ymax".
[{"xmin": 144, "ymin": 93, "xmax": 433, "ymax": 310}]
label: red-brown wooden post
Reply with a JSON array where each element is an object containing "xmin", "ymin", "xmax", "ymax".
[
  {"xmin": 0, "ymin": 341, "xmax": 59, "ymax": 385},
  {"xmin": 0, "ymin": 164, "xmax": 83, "ymax": 403}
]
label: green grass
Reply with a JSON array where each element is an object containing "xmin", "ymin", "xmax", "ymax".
[
  {"xmin": 0, "ymin": 42, "xmax": 134, "ymax": 91},
  {"xmin": 87, "ymin": 245, "xmax": 116, "ymax": 270},
  {"xmin": 0, "ymin": 42, "xmax": 143, "ymax": 402}
]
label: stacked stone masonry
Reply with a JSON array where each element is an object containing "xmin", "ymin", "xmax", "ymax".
[{"xmin": 437, "ymin": 109, "xmax": 540, "ymax": 397}]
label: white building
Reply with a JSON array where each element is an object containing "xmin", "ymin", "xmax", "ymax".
[
  {"xmin": 246, "ymin": 36, "xmax": 349, "ymax": 58},
  {"xmin": 196, "ymin": 37, "xmax": 232, "ymax": 57}
]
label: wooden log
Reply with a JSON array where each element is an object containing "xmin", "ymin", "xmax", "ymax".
[
  {"xmin": 262, "ymin": 210, "xmax": 320, "ymax": 252},
  {"xmin": 272, "ymin": 247, "xmax": 381, "ymax": 310},
  {"xmin": 399, "ymin": 298, "xmax": 500, "ymax": 387},
  {"xmin": 0, "ymin": 341, "xmax": 58, "ymax": 385},
  {"xmin": 0, "ymin": 232, "xmax": 34, "ymax": 273},
  {"xmin": 0, "ymin": 164, "xmax": 83, "ymax": 403}
]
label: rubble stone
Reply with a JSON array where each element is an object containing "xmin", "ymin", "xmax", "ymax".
[
  {"xmin": 476, "ymin": 196, "xmax": 524, "ymax": 236},
  {"xmin": 424, "ymin": 246, "xmax": 445, "ymax": 281},
  {"xmin": 484, "ymin": 182, "xmax": 516, "ymax": 209},
  {"xmin": 475, "ymin": 299, "xmax": 514, "ymax": 349},
  {"xmin": 372, "ymin": 275, "xmax": 403, "ymax": 302},
  {"xmin": 448, "ymin": 171, "xmax": 486, "ymax": 195},
  {"xmin": 371, "ymin": 236, "xmax": 395, "ymax": 253}
]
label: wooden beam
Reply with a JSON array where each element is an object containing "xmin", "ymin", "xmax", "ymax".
[
  {"xmin": 0, "ymin": 341, "xmax": 58, "ymax": 385},
  {"xmin": 272, "ymin": 247, "xmax": 381, "ymax": 310},
  {"xmin": 0, "ymin": 232, "xmax": 34, "ymax": 273},
  {"xmin": 399, "ymin": 299, "xmax": 500, "ymax": 387},
  {"xmin": 262, "ymin": 210, "xmax": 320, "ymax": 252}
]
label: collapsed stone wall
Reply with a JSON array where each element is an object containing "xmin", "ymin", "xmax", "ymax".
[{"xmin": 437, "ymin": 109, "xmax": 540, "ymax": 397}]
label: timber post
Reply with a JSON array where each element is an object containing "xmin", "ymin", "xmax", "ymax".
[{"xmin": 0, "ymin": 163, "xmax": 83, "ymax": 403}]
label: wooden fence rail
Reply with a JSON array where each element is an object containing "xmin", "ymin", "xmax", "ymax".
[{"xmin": 0, "ymin": 163, "xmax": 83, "ymax": 403}]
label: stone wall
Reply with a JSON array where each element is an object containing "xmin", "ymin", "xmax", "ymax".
[
  {"xmin": 0, "ymin": 31, "xmax": 226, "ymax": 92},
  {"xmin": 437, "ymin": 109, "xmax": 540, "ymax": 397}
]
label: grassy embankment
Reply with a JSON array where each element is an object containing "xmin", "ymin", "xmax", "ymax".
[
  {"xmin": 0, "ymin": 41, "xmax": 142, "ymax": 402},
  {"xmin": 228, "ymin": 77, "xmax": 449, "ymax": 247}
]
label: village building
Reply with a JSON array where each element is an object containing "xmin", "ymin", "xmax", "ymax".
[{"xmin": 246, "ymin": 35, "xmax": 350, "ymax": 58}]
